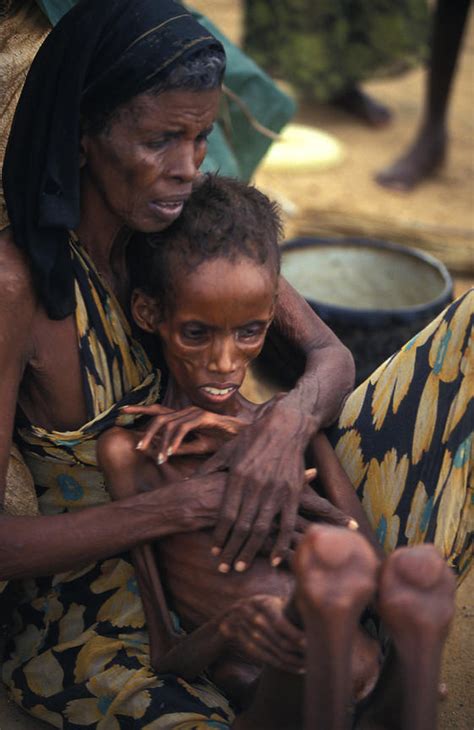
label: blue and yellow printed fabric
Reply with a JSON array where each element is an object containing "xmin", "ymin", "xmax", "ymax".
[{"xmin": 328, "ymin": 289, "xmax": 473, "ymax": 582}]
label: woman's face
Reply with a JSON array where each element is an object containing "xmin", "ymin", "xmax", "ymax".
[
  {"xmin": 81, "ymin": 88, "xmax": 220, "ymax": 232},
  {"xmin": 136, "ymin": 257, "xmax": 277, "ymax": 412}
]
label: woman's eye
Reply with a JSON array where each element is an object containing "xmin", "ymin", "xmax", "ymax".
[
  {"xmin": 196, "ymin": 128, "xmax": 213, "ymax": 145},
  {"xmin": 146, "ymin": 140, "xmax": 167, "ymax": 150}
]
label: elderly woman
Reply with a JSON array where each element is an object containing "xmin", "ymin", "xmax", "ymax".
[{"xmin": 0, "ymin": 0, "xmax": 355, "ymax": 726}]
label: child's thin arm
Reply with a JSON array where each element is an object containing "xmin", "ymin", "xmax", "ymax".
[
  {"xmin": 154, "ymin": 613, "xmax": 226, "ymax": 678},
  {"xmin": 98, "ymin": 427, "xmax": 200, "ymax": 656},
  {"xmin": 155, "ymin": 596, "xmax": 305, "ymax": 680}
]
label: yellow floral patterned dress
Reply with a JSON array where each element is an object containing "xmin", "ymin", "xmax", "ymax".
[
  {"xmin": 329, "ymin": 288, "xmax": 473, "ymax": 582},
  {"xmin": 2, "ymin": 236, "xmax": 234, "ymax": 729}
]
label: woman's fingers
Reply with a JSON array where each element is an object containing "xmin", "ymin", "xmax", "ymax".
[
  {"xmin": 213, "ymin": 474, "xmax": 251, "ymax": 570},
  {"xmin": 299, "ymin": 488, "xmax": 358, "ymax": 530},
  {"xmin": 232, "ymin": 503, "xmax": 277, "ymax": 572},
  {"xmin": 270, "ymin": 496, "xmax": 299, "ymax": 567}
]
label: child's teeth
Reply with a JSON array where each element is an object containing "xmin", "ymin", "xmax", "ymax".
[{"xmin": 204, "ymin": 386, "xmax": 233, "ymax": 395}]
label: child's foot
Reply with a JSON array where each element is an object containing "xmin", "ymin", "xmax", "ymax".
[
  {"xmin": 294, "ymin": 525, "xmax": 380, "ymax": 730},
  {"xmin": 375, "ymin": 126, "xmax": 447, "ymax": 191},
  {"xmin": 376, "ymin": 545, "xmax": 455, "ymax": 730}
]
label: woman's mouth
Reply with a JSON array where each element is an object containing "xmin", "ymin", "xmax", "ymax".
[{"xmin": 148, "ymin": 199, "xmax": 185, "ymax": 222}]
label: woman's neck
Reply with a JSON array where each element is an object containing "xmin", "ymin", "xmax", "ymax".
[
  {"xmin": 76, "ymin": 168, "xmax": 132, "ymax": 299},
  {"xmin": 76, "ymin": 168, "xmax": 127, "ymax": 276}
]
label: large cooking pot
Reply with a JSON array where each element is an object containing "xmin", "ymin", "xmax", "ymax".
[{"xmin": 280, "ymin": 237, "xmax": 453, "ymax": 384}]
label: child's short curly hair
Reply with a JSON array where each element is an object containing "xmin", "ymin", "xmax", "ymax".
[{"xmin": 129, "ymin": 175, "xmax": 282, "ymax": 311}]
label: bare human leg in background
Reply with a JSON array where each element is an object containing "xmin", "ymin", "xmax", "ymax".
[{"xmin": 376, "ymin": 0, "xmax": 471, "ymax": 190}]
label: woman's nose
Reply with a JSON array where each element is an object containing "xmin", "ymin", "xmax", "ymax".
[{"xmin": 168, "ymin": 141, "xmax": 199, "ymax": 183}]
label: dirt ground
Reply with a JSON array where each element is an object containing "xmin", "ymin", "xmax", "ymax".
[{"xmin": 0, "ymin": 2, "xmax": 472, "ymax": 728}]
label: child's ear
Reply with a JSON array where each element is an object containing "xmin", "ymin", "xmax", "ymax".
[{"xmin": 131, "ymin": 289, "xmax": 162, "ymax": 333}]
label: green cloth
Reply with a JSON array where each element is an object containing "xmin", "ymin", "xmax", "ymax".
[
  {"xmin": 243, "ymin": 0, "xmax": 430, "ymax": 102},
  {"xmin": 37, "ymin": 0, "xmax": 296, "ymax": 180},
  {"xmin": 36, "ymin": 0, "xmax": 75, "ymax": 25}
]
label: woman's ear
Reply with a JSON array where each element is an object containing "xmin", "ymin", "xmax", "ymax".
[{"xmin": 131, "ymin": 289, "xmax": 162, "ymax": 333}]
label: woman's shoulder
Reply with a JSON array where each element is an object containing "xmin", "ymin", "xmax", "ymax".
[{"xmin": 0, "ymin": 227, "xmax": 37, "ymax": 310}]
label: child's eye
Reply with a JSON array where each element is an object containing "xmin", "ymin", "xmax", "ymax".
[
  {"xmin": 238, "ymin": 325, "xmax": 264, "ymax": 340},
  {"xmin": 182, "ymin": 325, "xmax": 208, "ymax": 342}
]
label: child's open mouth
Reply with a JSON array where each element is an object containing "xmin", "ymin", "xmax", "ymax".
[{"xmin": 199, "ymin": 384, "xmax": 238, "ymax": 402}]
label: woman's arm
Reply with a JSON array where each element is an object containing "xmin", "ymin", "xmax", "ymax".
[
  {"xmin": 0, "ymin": 474, "xmax": 227, "ymax": 581},
  {"xmin": 270, "ymin": 276, "xmax": 355, "ymax": 426}
]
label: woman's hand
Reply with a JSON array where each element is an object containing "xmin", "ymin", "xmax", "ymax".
[
  {"xmin": 219, "ymin": 595, "xmax": 305, "ymax": 674},
  {"xmin": 122, "ymin": 404, "xmax": 247, "ymax": 461},
  {"xmin": 258, "ymin": 482, "xmax": 359, "ymax": 560},
  {"xmin": 198, "ymin": 398, "xmax": 318, "ymax": 573}
]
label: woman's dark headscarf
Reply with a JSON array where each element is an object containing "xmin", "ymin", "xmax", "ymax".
[{"xmin": 3, "ymin": 0, "xmax": 224, "ymax": 319}]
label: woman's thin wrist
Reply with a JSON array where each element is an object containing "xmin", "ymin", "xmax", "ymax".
[{"xmin": 128, "ymin": 473, "xmax": 225, "ymax": 543}]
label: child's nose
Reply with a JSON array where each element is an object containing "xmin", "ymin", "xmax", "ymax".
[{"xmin": 208, "ymin": 338, "xmax": 237, "ymax": 374}]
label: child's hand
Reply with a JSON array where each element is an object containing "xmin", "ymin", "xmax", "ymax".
[
  {"xmin": 122, "ymin": 404, "xmax": 246, "ymax": 464},
  {"xmin": 218, "ymin": 594, "xmax": 305, "ymax": 674}
]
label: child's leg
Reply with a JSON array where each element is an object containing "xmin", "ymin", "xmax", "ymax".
[
  {"xmin": 357, "ymin": 545, "xmax": 455, "ymax": 730},
  {"xmin": 234, "ymin": 525, "xmax": 380, "ymax": 730},
  {"xmin": 328, "ymin": 290, "xmax": 473, "ymax": 583}
]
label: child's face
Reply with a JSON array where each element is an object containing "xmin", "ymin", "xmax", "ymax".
[{"xmin": 155, "ymin": 257, "xmax": 276, "ymax": 411}]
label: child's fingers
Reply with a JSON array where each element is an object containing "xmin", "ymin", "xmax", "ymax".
[
  {"xmin": 121, "ymin": 404, "xmax": 173, "ymax": 415},
  {"xmin": 137, "ymin": 411, "xmax": 196, "ymax": 454}
]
